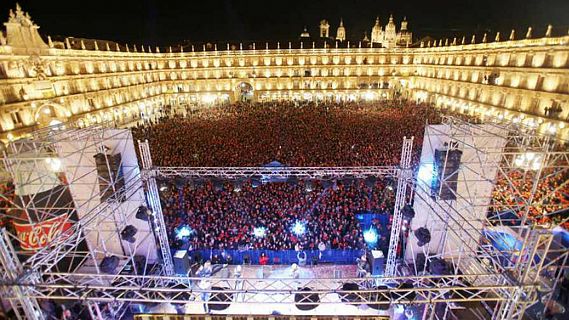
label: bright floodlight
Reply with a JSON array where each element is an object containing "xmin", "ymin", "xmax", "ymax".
[
  {"xmin": 253, "ymin": 226, "xmax": 267, "ymax": 238},
  {"xmin": 363, "ymin": 91, "xmax": 376, "ymax": 101},
  {"xmin": 292, "ymin": 221, "xmax": 306, "ymax": 236},
  {"xmin": 363, "ymin": 227, "xmax": 378, "ymax": 245},
  {"xmin": 175, "ymin": 225, "xmax": 193, "ymax": 240},
  {"xmin": 417, "ymin": 162, "xmax": 435, "ymax": 185},
  {"xmin": 45, "ymin": 157, "xmax": 62, "ymax": 172},
  {"xmin": 201, "ymin": 94, "xmax": 216, "ymax": 104},
  {"xmin": 514, "ymin": 152, "xmax": 543, "ymax": 171}
]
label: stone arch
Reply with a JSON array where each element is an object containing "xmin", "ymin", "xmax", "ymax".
[
  {"xmin": 235, "ymin": 81, "xmax": 254, "ymax": 102},
  {"xmin": 34, "ymin": 102, "xmax": 69, "ymax": 126}
]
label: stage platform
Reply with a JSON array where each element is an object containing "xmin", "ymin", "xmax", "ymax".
[{"xmin": 148, "ymin": 264, "xmax": 398, "ymax": 317}]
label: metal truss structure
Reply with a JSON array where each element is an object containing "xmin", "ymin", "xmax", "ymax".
[
  {"xmin": 405, "ymin": 116, "xmax": 569, "ymax": 320},
  {"xmin": 2, "ymin": 271, "xmax": 524, "ymax": 307},
  {"xmin": 385, "ymin": 137, "xmax": 414, "ymax": 277},
  {"xmin": 154, "ymin": 166, "xmax": 399, "ymax": 179},
  {"xmin": 138, "ymin": 140, "xmax": 174, "ymax": 276},
  {"xmin": 0, "ymin": 126, "xmax": 169, "ymax": 319},
  {"xmin": 0, "ymin": 117, "xmax": 567, "ymax": 320}
]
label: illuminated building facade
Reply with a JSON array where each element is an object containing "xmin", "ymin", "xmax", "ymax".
[{"xmin": 0, "ymin": 4, "xmax": 568, "ymax": 142}]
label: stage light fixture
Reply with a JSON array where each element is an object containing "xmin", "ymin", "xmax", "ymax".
[
  {"xmin": 292, "ymin": 221, "xmax": 307, "ymax": 236},
  {"xmin": 136, "ymin": 206, "xmax": 151, "ymax": 221},
  {"xmin": 363, "ymin": 227, "xmax": 379, "ymax": 245},
  {"xmin": 175, "ymin": 225, "xmax": 193, "ymax": 240},
  {"xmin": 121, "ymin": 225, "xmax": 138, "ymax": 243},
  {"xmin": 418, "ymin": 162, "xmax": 435, "ymax": 185},
  {"xmin": 402, "ymin": 205, "xmax": 415, "ymax": 220},
  {"xmin": 253, "ymin": 226, "xmax": 267, "ymax": 238},
  {"xmin": 415, "ymin": 227, "xmax": 431, "ymax": 247}
]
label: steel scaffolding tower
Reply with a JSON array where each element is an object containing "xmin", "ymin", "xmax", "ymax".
[
  {"xmin": 385, "ymin": 137, "xmax": 414, "ymax": 277},
  {"xmin": 138, "ymin": 140, "xmax": 174, "ymax": 276},
  {"xmin": 0, "ymin": 118, "xmax": 566, "ymax": 319}
]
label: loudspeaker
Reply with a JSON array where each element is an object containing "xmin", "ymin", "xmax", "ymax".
[
  {"xmin": 367, "ymin": 250, "xmax": 384, "ymax": 276},
  {"xmin": 173, "ymin": 250, "xmax": 190, "ymax": 276},
  {"xmin": 432, "ymin": 148, "xmax": 463, "ymax": 200},
  {"xmin": 100, "ymin": 255, "xmax": 119, "ymax": 274},
  {"xmin": 415, "ymin": 253, "xmax": 427, "ymax": 273},
  {"xmin": 294, "ymin": 287, "xmax": 320, "ymax": 311},
  {"xmin": 94, "ymin": 152, "xmax": 126, "ymax": 202}
]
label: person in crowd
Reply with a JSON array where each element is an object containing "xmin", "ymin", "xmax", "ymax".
[
  {"xmin": 297, "ymin": 251, "xmax": 307, "ymax": 266},
  {"xmin": 259, "ymin": 252, "xmax": 269, "ymax": 265}
]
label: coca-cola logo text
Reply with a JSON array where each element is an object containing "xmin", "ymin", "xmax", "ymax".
[{"xmin": 13, "ymin": 214, "xmax": 73, "ymax": 251}]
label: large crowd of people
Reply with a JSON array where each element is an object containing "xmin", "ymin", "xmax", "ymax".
[
  {"xmin": 492, "ymin": 166, "xmax": 569, "ymax": 229},
  {"xmin": 131, "ymin": 100, "xmax": 569, "ymax": 255},
  {"xmin": 138, "ymin": 100, "xmax": 439, "ymax": 254},
  {"xmin": 132, "ymin": 100, "xmax": 444, "ymax": 167},
  {"xmin": 162, "ymin": 179, "xmax": 394, "ymax": 254}
]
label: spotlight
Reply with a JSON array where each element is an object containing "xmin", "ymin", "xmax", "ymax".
[
  {"xmin": 363, "ymin": 227, "xmax": 379, "ymax": 245},
  {"xmin": 121, "ymin": 225, "xmax": 138, "ymax": 243},
  {"xmin": 175, "ymin": 225, "xmax": 194, "ymax": 240},
  {"xmin": 402, "ymin": 205, "xmax": 415, "ymax": 221},
  {"xmin": 136, "ymin": 206, "xmax": 151, "ymax": 221},
  {"xmin": 292, "ymin": 221, "xmax": 307, "ymax": 236},
  {"xmin": 253, "ymin": 226, "xmax": 267, "ymax": 238},
  {"xmin": 415, "ymin": 227, "xmax": 431, "ymax": 247},
  {"xmin": 418, "ymin": 162, "xmax": 435, "ymax": 184}
]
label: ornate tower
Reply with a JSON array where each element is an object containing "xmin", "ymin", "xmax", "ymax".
[
  {"xmin": 319, "ymin": 20, "xmax": 330, "ymax": 38},
  {"xmin": 336, "ymin": 18, "xmax": 346, "ymax": 42},
  {"xmin": 371, "ymin": 17, "xmax": 383, "ymax": 44},
  {"xmin": 397, "ymin": 16, "xmax": 412, "ymax": 47},
  {"xmin": 383, "ymin": 14, "xmax": 397, "ymax": 48}
]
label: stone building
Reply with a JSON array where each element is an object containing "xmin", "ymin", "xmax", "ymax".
[{"xmin": 0, "ymin": 4, "xmax": 568, "ymax": 142}]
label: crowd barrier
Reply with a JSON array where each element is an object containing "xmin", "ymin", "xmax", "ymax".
[{"xmin": 187, "ymin": 248, "xmax": 365, "ymax": 265}]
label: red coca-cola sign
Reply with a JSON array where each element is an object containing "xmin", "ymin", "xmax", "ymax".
[{"xmin": 12, "ymin": 214, "xmax": 73, "ymax": 251}]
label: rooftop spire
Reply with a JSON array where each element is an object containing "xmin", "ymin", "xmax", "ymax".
[
  {"xmin": 494, "ymin": 32, "xmax": 500, "ymax": 42},
  {"xmin": 509, "ymin": 29, "xmax": 515, "ymax": 41},
  {"xmin": 545, "ymin": 24, "xmax": 552, "ymax": 37},
  {"xmin": 526, "ymin": 26, "xmax": 532, "ymax": 38}
]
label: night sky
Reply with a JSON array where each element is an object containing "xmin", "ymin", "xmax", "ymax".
[{"xmin": 1, "ymin": 0, "xmax": 568, "ymax": 46}]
